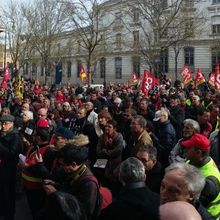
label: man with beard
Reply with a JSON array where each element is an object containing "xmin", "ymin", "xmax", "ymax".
[{"xmin": 0, "ymin": 115, "xmax": 23, "ymax": 220}]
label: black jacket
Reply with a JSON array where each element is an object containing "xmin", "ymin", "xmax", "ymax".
[
  {"xmin": 169, "ymin": 105, "xmax": 185, "ymax": 140},
  {"xmin": 0, "ymin": 129, "xmax": 23, "ymax": 181},
  {"xmin": 99, "ymin": 182, "xmax": 160, "ymax": 220},
  {"xmin": 145, "ymin": 161, "xmax": 164, "ymax": 194}
]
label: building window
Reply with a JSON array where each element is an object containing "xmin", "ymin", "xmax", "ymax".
[
  {"xmin": 100, "ymin": 57, "xmax": 106, "ymax": 78},
  {"xmin": 133, "ymin": 31, "xmax": 139, "ymax": 46},
  {"xmin": 212, "ymin": 24, "xmax": 220, "ymax": 34},
  {"xmin": 77, "ymin": 40, "xmax": 81, "ymax": 53},
  {"xmin": 184, "ymin": 47, "xmax": 194, "ymax": 69},
  {"xmin": 133, "ymin": 9, "xmax": 139, "ymax": 23},
  {"xmin": 185, "ymin": 20, "xmax": 194, "ymax": 36},
  {"xmin": 77, "ymin": 61, "xmax": 81, "ymax": 78},
  {"xmin": 115, "ymin": 12, "xmax": 122, "ymax": 23},
  {"xmin": 184, "ymin": 0, "xmax": 194, "ymax": 7},
  {"xmin": 47, "ymin": 62, "xmax": 51, "ymax": 77},
  {"xmin": 133, "ymin": 57, "xmax": 140, "ymax": 77},
  {"xmin": 213, "ymin": 0, "xmax": 220, "ymax": 4},
  {"xmin": 160, "ymin": 49, "xmax": 168, "ymax": 73},
  {"xmin": 41, "ymin": 63, "xmax": 44, "ymax": 76},
  {"xmin": 115, "ymin": 57, "xmax": 122, "ymax": 79},
  {"xmin": 115, "ymin": 33, "xmax": 122, "ymax": 48},
  {"xmin": 67, "ymin": 61, "xmax": 71, "ymax": 78},
  {"xmin": 160, "ymin": 0, "xmax": 168, "ymax": 9},
  {"xmin": 211, "ymin": 48, "xmax": 220, "ymax": 71},
  {"xmin": 32, "ymin": 63, "xmax": 37, "ymax": 76}
]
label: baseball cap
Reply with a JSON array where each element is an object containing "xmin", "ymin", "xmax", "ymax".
[
  {"xmin": 37, "ymin": 118, "xmax": 50, "ymax": 128},
  {"xmin": 153, "ymin": 110, "xmax": 162, "ymax": 121},
  {"xmin": 181, "ymin": 133, "xmax": 210, "ymax": 152}
]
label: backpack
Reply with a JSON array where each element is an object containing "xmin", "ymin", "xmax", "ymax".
[{"xmin": 79, "ymin": 175, "xmax": 112, "ymax": 216}]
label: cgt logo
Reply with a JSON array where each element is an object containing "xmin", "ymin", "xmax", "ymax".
[
  {"xmin": 145, "ymin": 77, "xmax": 153, "ymax": 90},
  {"xmin": 216, "ymin": 74, "xmax": 220, "ymax": 89}
]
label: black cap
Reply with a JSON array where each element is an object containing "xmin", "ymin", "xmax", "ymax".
[{"xmin": 0, "ymin": 115, "xmax": 15, "ymax": 122}]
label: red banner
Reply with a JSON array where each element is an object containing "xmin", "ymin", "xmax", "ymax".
[
  {"xmin": 141, "ymin": 70, "xmax": 159, "ymax": 96},
  {"xmin": 195, "ymin": 68, "xmax": 205, "ymax": 86},
  {"xmin": 1, "ymin": 66, "xmax": 10, "ymax": 89},
  {"xmin": 208, "ymin": 73, "xmax": 215, "ymax": 87},
  {"xmin": 181, "ymin": 66, "xmax": 193, "ymax": 85},
  {"xmin": 215, "ymin": 62, "xmax": 220, "ymax": 90},
  {"xmin": 180, "ymin": 66, "xmax": 191, "ymax": 77}
]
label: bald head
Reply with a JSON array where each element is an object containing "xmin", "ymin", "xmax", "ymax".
[{"xmin": 160, "ymin": 201, "xmax": 201, "ymax": 220}]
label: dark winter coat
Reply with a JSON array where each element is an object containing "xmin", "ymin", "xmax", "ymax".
[
  {"xmin": 99, "ymin": 181, "xmax": 160, "ymax": 220},
  {"xmin": 153, "ymin": 120, "xmax": 176, "ymax": 167}
]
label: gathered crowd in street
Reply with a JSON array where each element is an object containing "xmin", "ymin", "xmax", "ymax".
[{"xmin": 0, "ymin": 73, "xmax": 220, "ymax": 220}]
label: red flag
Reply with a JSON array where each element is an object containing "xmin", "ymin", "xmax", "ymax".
[
  {"xmin": 181, "ymin": 66, "xmax": 193, "ymax": 85},
  {"xmin": 1, "ymin": 80, "xmax": 7, "ymax": 89},
  {"xmin": 195, "ymin": 68, "xmax": 205, "ymax": 86},
  {"xmin": 3, "ymin": 66, "xmax": 10, "ymax": 81},
  {"xmin": 132, "ymin": 72, "xmax": 137, "ymax": 83},
  {"xmin": 180, "ymin": 66, "xmax": 191, "ymax": 77},
  {"xmin": 215, "ymin": 62, "xmax": 220, "ymax": 90},
  {"xmin": 1, "ymin": 66, "xmax": 10, "ymax": 89},
  {"xmin": 208, "ymin": 72, "xmax": 215, "ymax": 87},
  {"xmin": 141, "ymin": 70, "xmax": 160, "ymax": 96}
]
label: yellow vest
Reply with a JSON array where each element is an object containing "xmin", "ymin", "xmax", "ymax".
[{"xmin": 199, "ymin": 158, "xmax": 220, "ymax": 219}]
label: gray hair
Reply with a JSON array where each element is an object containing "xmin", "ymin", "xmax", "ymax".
[
  {"xmin": 136, "ymin": 145, "xmax": 157, "ymax": 160},
  {"xmin": 119, "ymin": 157, "xmax": 146, "ymax": 184},
  {"xmin": 183, "ymin": 119, "xmax": 200, "ymax": 133},
  {"xmin": 133, "ymin": 115, "xmax": 147, "ymax": 128},
  {"xmin": 165, "ymin": 163, "xmax": 205, "ymax": 200}
]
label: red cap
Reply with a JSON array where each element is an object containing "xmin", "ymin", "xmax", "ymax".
[
  {"xmin": 37, "ymin": 118, "xmax": 49, "ymax": 128},
  {"xmin": 181, "ymin": 133, "xmax": 210, "ymax": 152}
]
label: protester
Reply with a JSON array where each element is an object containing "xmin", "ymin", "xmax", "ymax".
[
  {"xmin": 152, "ymin": 108, "xmax": 176, "ymax": 167},
  {"xmin": 43, "ymin": 144, "xmax": 98, "ymax": 220},
  {"xmin": 0, "ymin": 115, "xmax": 24, "ymax": 220},
  {"xmin": 181, "ymin": 133, "xmax": 220, "ymax": 219},
  {"xmin": 99, "ymin": 157, "xmax": 160, "ymax": 220},
  {"xmin": 134, "ymin": 145, "xmax": 163, "ymax": 194},
  {"xmin": 160, "ymin": 163, "xmax": 212, "ymax": 220}
]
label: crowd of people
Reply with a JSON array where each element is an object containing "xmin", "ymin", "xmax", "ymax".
[{"xmin": 0, "ymin": 77, "xmax": 219, "ymax": 220}]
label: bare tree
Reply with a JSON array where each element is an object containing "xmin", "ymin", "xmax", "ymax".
[
  {"xmin": 0, "ymin": 0, "xmax": 32, "ymax": 76},
  {"xmin": 63, "ymin": 0, "xmax": 110, "ymax": 86},
  {"xmin": 124, "ymin": 0, "xmax": 205, "ymax": 78},
  {"xmin": 22, "ymin": 0, "xmax": 70, "ymax": 83}
]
